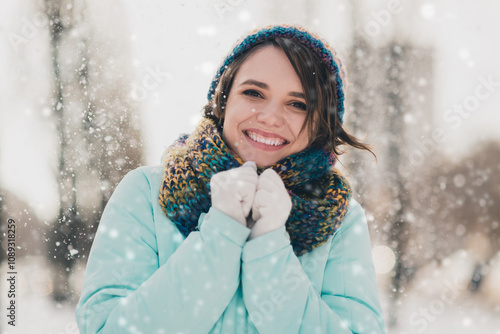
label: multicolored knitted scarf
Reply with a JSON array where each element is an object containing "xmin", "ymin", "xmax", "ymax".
[{"xmin": 158, "ymin": 118, "xmax": 351, "ymax": 256}]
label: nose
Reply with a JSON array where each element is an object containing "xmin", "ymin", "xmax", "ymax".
[{"xmin": 256, "ymin": 102, "xmax": 284, "ymax": 127}]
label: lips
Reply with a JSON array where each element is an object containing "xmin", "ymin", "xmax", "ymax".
[{"xmin": 243, "ymin": 129, "xmax": 289, "ymax": 150}]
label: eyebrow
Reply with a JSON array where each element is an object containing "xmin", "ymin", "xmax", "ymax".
[{"xmin": 240, "ymin": 79, "xmax": 305, "ymax": 99}]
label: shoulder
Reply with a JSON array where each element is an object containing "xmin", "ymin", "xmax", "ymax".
[
  {"xmin": 339, "ymin": 198, "xmax": 369, "ymax": 234},
  {"xmin": 125, "ymin": 165, "xmax": 163, "ymax": 185},
  {"xmin": 115, "ymin": 165, "xmax": 164, "ymax": 194},
  {"xmin": 343, "ymin": 198, "xmax": 366, "ymax": 224},
  {"xmin": 104, "ymin": 166, "xmax": 164, "ymax": 216},
  {"xmin": 329, "ymin": 198, "xmax": 372, "ymax": 256},
  {"xmin": 302, "ymin": 199, "xmax": 370, "ymax": 265},
  {"xmin": 333, "ymin": 199, "xmax": 368, "ymax": 240}
]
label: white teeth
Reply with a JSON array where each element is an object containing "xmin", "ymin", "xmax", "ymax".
[{"xmin": 246, "ymin": 131, "xmax": 285, "ymax": 146}]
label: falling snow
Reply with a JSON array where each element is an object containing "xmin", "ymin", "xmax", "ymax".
[{"xmin": 0, "ymin": 0, "xmax": 499, "ymax": 333}]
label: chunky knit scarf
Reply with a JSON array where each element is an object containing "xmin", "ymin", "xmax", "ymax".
[{"xmin": 159, "ymin": 118, "xmax": 351, "ymax": 256}]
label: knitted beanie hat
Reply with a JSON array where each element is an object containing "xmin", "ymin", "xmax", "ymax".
[{"xmin": 207, "ymin": 25, "xmax": 347, "ymax": 123}]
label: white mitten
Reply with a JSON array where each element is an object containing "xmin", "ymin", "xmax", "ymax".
[
  {"xmin": 249, "ymin": 168, "xmax": 292, "ymax": 239},
  {"xmin": 210, "ymin": 162, "xmax": 258, "ymax": 226}
]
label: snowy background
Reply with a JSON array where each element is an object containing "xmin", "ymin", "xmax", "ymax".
[{"xmin": 1, "ymin": 0, "xmax": 500, "ymax": 333}]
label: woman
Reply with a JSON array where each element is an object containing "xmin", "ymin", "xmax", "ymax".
[{"xmin": 76, "ymin": 25, "xmax": 387, "ymax": 333}]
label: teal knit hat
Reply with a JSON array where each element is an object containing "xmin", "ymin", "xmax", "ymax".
[{"xmin": 207, "ymin": 25, "xmax": 347, "ymax": 123}]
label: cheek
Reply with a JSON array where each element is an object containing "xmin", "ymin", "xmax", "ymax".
[
  {"xmin": 225, "ymin": 99, "xmax": 254, "ymax": 125},
  {"xmin": 222, "ymin": 102, "xmax": 246, "ymax": 142},
  {"xmin": 291, "ymin": 116, "xmax": 311, "ymax": 149},
  {"xmin": 288, "ymin": 115, "xmax": 308, "ymax": 136},
  {"xmin": 296, "ymin": 130, "xmax": 310, "ymax": 149}
]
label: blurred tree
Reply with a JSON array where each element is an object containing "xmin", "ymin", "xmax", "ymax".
[
  {"xmin": 417, "ymin": 141, "xmax": 500, "ymax": 290},
  {"xmin": 345, "ymin": 33, "xmax": 377, "ymax": 201},
  {"xmin": 346, "ymin": 34, "xmax": 435, "ymax": 326},
  {"xmin": 44, "ymin": 0, "xmax": 143, "ymax": 301},
  {"xmin": 383, "ymin": 41, "xmax": 413, "ymax": 326},
  {"xmin": 0, "ymin": 191, "xmax": 45, "ymax": 258},
  {"xmin": 345, "ymin": 1, "xmax": 432, "ymax": 327}
]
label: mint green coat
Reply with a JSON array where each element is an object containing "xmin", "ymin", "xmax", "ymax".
[{"xmin": 76, "ymin": 166, "xmax": 386, "ymax": 333}]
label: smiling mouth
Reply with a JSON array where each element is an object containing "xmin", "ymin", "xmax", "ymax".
[{"xmin": 243, "ymin": 130, "xmax": 289, "ymax": 147}]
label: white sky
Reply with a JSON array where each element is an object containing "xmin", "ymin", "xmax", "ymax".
[{"xmin": 1, "ymin": 0, "xmax": 499, "ymax": 221}]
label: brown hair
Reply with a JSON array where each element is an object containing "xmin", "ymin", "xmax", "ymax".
[{"xmin": 202, "ymin": 37, "xmax": 374, "ymax": 159}]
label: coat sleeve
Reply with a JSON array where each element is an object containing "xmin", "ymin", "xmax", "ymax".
[
  {"xmin": 76, "ymin": 169, "xmax": 251, "ymax": 334},
  {"xmin": 241, "ymin": 201, "xmax": 386, "ymax": 334}
]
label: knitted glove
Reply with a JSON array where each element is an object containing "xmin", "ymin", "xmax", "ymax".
[
  {"xmin": 249, "ymin": 169, "xmax": 292, "ymax": 239},
  {"xmin": 210, "ymin": 162, "xmax": 258, "ymax": 226}
]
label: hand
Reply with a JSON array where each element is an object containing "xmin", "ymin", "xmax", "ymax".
[
  {"xmin": 249, "ymin": 169, "xmax": 292, "ymax": 239},
  {"xmin": 210, "ymin": 162, "xmax": 258, "ymax": 226}
]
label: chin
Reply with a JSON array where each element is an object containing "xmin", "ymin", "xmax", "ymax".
[
  {"xmin": 235, "ymin": 143, "xmax": 287, "ymax": 167},
  {"xmin": 250, "ymin": 155, "xmax": 283, "ymax": 168},
  {"xmin": 254, "ymin": 160, "xmax": 272, "ymax": 168}
]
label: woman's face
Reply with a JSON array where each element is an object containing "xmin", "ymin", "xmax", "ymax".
[{"xmin": 222, "ymin": 46, "xmax": 310, "ymax": 167}]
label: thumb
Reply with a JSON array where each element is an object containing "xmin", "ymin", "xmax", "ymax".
[
  {"xmin": 242, "ymin": 161, "xmax": 257, "ymax": 171},
  {"xmin": 240, "ymin": 191, "xmax": 254, "ymax": 218}
]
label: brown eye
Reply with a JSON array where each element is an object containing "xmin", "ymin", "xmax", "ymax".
[
  {"xmin": 243, "ymin": 89, "xmax": 262, "ymax": 98},
  {"xmin": 291, "ymin": 101, "xmax": 307, "ymax": 111}
]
